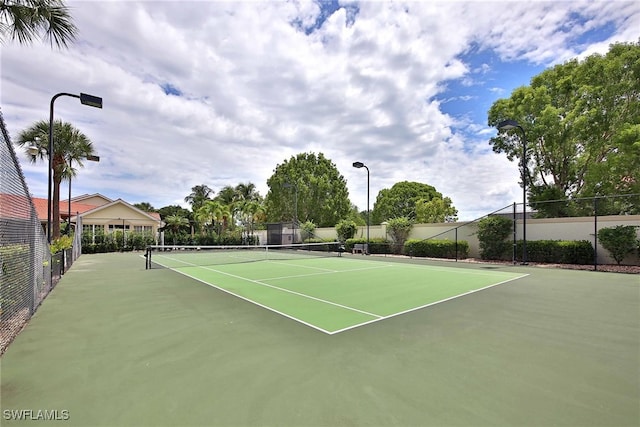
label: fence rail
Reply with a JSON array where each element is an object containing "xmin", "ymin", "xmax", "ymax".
[{"xmin": 0, "ymin": 109, "xmax": 82, "ymax": 355}]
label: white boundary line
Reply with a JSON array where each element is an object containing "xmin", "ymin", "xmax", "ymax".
[
  {"xmin": 256, "ymin": 264, "xmax": 393, "ymax": 281},
  {"xmin": 152, "ymin": 254, "xmax": 529, "ymax": 335},
  {"xmin": 328, "ymin": 274, "xmax": 530, "ymax": 334},
  {"xmin": 156, "ymin": 255, "xmax": 383, "ymax": 319}
]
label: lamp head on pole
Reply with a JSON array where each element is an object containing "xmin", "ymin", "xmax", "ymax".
[
  {"xmin": 352, "ymin": 161, "xmax": 364, "ymax": 168},
  {"xmin": 497, "ymin": 119, "xmax": 521, "ymax": 131},
  {"xmin": 80, "ymin": 93, "xmax": 103, "ymax": 109}
]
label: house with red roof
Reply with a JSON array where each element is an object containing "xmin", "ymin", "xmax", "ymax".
[{"xmin": 31, "ymin": 193, "xmax": 163, "ymax": 242}]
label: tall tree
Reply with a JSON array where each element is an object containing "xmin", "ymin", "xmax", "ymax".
[
  {"xmin": 234, "ymin": 182, "xmax": 261, "ymax": 202},
  {"xmin": 163, "ymin": 214, "xmax": 190, "ymax": 245},
  {"xmin": 264, "ymin": 152, "xmax": 351, "ymax": 227},
  {"xmin": 0, "ymin": 0, "xmax": 78, "ymax": 48},
  {"xmin": 488, "ymin": 40, "xmax": 640, "ymax": 216},
  {"xmin": 157, "ymin": 205, "xmax": 191, "ymax": 221},
  {"xmin": 133, "ymin": 202, "xmax": 156, "ymax": 212},
  {"xmin": 415, "ymin": 197, "xmax": 458, "ymax": 223},
  {"xmin": 371, "ymin": 181, "xmax": 448, "ymax": 224},
  {"xmin": 215, "ymin": 185, "xmax": 236, "ymax": 205},
  {"xmin": 194, "ymin": 200, "xmax": 222, "ymax": 235},
  {"xmin": 184, "ymin": 185, "xmax": 214, "ymax": 213},
  {"xmin": 17, "ymin": 119, "xmax": 96, "ymax": 240}
]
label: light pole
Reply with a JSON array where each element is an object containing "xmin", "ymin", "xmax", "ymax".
[
  {"xmin": 352, "ymin": 161, "xmax": 369, "ymax": 254},
  {"xmin": 48, "ymin": 92, "xmax": 102, "ymax": 243},
  {"xmin": 497, "ymin": 119, "xmax": 527, "ymax": 264},
  {"xmin": 283, "ymin": 182, "xmax": 298, "ymax": 244}
]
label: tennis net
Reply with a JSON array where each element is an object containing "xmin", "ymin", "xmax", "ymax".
[{"xmin": 145, "ymin": 242, "xmax": 345, "ymax": 269}]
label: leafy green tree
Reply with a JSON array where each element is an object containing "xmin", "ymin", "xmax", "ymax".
[
  {"xmin": 476, "ymin": 216, "xmax": 512, "ymax": 260},
  {"xmin": 0, "ymin": 0, "xmax": 77, "ymax": 48},
  {"xmin": 489, "ymin": 40, "xmax": 640, "ymax": 216},
  {"xmin": 157, "ymin": 205, "xmax": 191, "ymax": 221},
  {"xmin": 371, "ymin": 181, "xmax": 448, "ymax": 224},
  {"xmin": 597, "ymin": 225, "xmax": 638, "ymax": 265},
  {"xmin": 236, "ymin": 199, "xmax": 265, "ymax": 243},
  {"xmin": 345, "ymin": 204, "xmax": 366, "ymax": 226},
  {"xmin": 133, "ymin": 202, "xmax": 156, "ymax": 212},
  {"xmin": 264, "ymin": 152, "xmax": 351, "ymax": 227},
  {"xmin": 234, "ymin": 182, "xmax": 261, "ymax": 203},
  {"xmin": 415, "ymin": 197, "xmax": 458, "ymax": 223},
  {"xmin": 215, "ymin": 185, "xmax": 236, "ymax": 206},
  {"xmin": 386, "ymin": 217, "xmax": 413, "ymax": 254},
  {"xmin": 300, "ymin": 221, "xmax": 317, "ymax": 242},
  {"xmin": 184, "ymin": 185, "xmax": 214, "ymax": 213},
  {"xmin": 335, "ymin": 219, "xmax": 357, "ymax": 242},
  {"xmin": 195, "ymin": 200, "xmax": 231, "ymax": 236},
  {"xmin": 164, "ymin": 214, "xmax": 190, "ymax": 245},
  {"xmin": 17, "ymin": 119, "xmax": 96, "ymax": 240}
]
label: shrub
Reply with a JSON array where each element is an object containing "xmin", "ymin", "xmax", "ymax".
[
  {"xmin": 518, "ymin": 240, "xmax": 593, "ymax": 264},
  {"xmin": 335, "ymin": 219, "xmax": 358, "ymax": 242},
  {"xmin": 300, "ymin": 221, "xmax": 317, "ymax": 242},
  {"xmin": 597, "ymin": 225, "xmax": 638, "ymax": 265},
  {"xmin": 345, "ymin": 238, "xmax": 392, "ymax": 254},
  {"xmin": 304, "ymin": 237, "xmax": 336, "ymax": 244},
  {"xmin": 405, "ymin": 239, "xmax": 469, "ymax": 259},
  {"xmin": 386, "ymin": 217, "xmax": 413, "ymax": 254},
  {"xmin": 50, "ymin": 235, "xmax": 73, "ymax": 254},
  {"xmin": 476, "ymin": 216, "xmax": 512, "ymax": 260}
]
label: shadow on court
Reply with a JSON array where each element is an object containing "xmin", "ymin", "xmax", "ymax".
[{"xmin": 1, "ymin": 252, "xmax": 638, "ymax": 426}]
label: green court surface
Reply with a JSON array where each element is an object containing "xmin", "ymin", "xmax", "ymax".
[
  {"xmin": 150, "ymin": 252, "xmax": 527, "ymax": 334},
  {"xmin": 1, "ymin": 252, "xmax": 638, "ymax": 427}
]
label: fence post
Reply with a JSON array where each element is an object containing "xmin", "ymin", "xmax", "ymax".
[
  {"xmin": 455, "ymin": 227, "xmax": 458, "ymax": 262},
  {"xmin": 594, "ymin": 197, "xmax": 598, "ymax": 271},
  {"xmin": 512, "ymin": 202, "xmax": 517, "ymax": 264}
]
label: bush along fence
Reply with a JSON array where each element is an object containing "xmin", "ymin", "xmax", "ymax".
[
  {"xmin": 342, "ymin": 238, "xmax": 470, "ymax": 260},
  {"xmin": 313, "ymin": 197, "xmax": 639, "ymax": 269}
]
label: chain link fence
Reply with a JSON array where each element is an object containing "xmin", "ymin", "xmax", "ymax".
[
  {"xmin": 415, "ymin": 194, "xmax": 639, "ymax": 268},
  {"xmin": 1, "ymin": 110, "xmax": 51, "ymax": 355}
]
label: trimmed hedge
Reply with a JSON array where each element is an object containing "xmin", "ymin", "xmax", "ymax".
[
  {"xmin": 345, "ymin": 238, "xmax": 393, "ymax": 254},
  {"xmin": 303, "ymin": 238, "xmax": 337, "ymax": 244},
  {"xmin": 404, "ymin": 239, "xmax": 469, "ymax": 259},
  {"xmin": 516, "ymin": 240, "xmax": 593, "ymax": 264}
]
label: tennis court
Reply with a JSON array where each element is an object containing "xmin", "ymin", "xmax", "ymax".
[
  {"xmin": 1, "ymin": 251, "xmax": 638, "ymax": 427},
  {"xmin": 146, "ymin": 244, "xmax": 528, "ymax": 334}
]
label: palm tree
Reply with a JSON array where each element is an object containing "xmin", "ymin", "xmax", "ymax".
[
  {"xmin": 238, "ymin": 200, "xmax": 265, "ymax": 243},
  {"xmin": 184, "ymin": 185, "xmax": 214, "ymax": 213},
  {"xmin": 194, "ymin": 200, "xmax": 220, "ymax": 236},
  {"xmin": 234, "ymin": 182, "xmax": 261, "ymax": 202},
  {"xmin": 133, "ymin": 202, "xmax": 156, "ymax": 212},
  {"xmin": 164, "ymin": 215, "xmax": 190, "ymax": 245},
  {"xmin": 0, "ymin": 0, "xmax": 78, "ymax": 48},
  {"xmin": 215, "ymin": 185, "xmax": 236, "ymax": 205},
  {"xmin": 17, "ymin": 119, "xmax": 96, "ymax": 241}
]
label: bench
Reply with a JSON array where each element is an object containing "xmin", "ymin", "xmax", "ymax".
[{"xmin": 352, "ymin": 243, "xmax": 367, "ymax": 254}]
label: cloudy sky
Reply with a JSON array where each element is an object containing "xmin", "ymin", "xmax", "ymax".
[{"xmin": 2, "ymin": 0, "xmax": 639, "ymax": 220}]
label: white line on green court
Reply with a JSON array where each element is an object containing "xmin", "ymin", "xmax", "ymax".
[
  {"xmin": 256, "ymin": 263, "xmax": 394, "ymax": 281},
  {"xmin": 264, "ymin": 259, "xmax": 339, "ymax": 272},
  {"xmin": 329, "ymin": 273, "xmax": 529, "ymax": 334},
  {"xmin": 198, "ymin": 264, "xmax": 384, "ymax": 319},
  {"xmin": 156, "ymin": 255, "xmax": 384, "ymax": 319},
  {"xmin": 153, "ymin": 254, "xmax": 529, "ymax": 335},
  {"xmin": 171, "ymin": 268, "xmax": 339, "ymax": 334}
]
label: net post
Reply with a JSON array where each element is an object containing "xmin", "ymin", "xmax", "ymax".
[{"xmin": 145, "ymin": 246, "xmax": 150, "ymax": 269}]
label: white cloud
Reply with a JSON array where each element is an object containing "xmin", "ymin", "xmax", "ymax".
[{"xmin": 2, "ymin": 0, "xmax": 639, "ymax": 220}]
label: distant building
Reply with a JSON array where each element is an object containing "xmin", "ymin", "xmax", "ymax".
[{"xmin": 31, "ymin": 193, "xmax": 163, "ymax": 242}]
